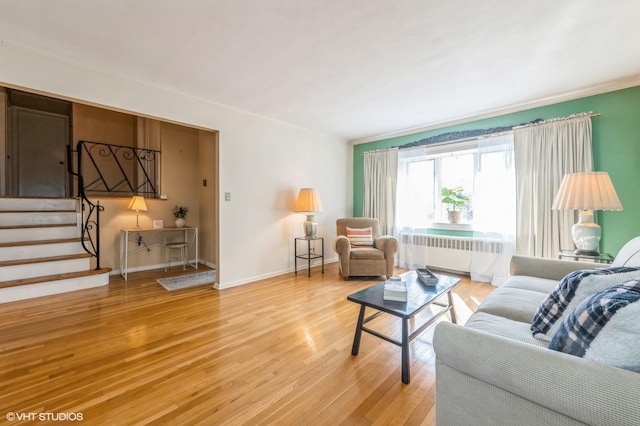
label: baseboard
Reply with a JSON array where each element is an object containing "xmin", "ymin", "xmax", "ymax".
[{"xmin": 215, "ymin": 258, "xmax": 338, "ymax": 290}]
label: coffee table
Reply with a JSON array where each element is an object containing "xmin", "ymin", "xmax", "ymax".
[{"xmin": 347, "ymin": 271, "xmax": 460, "ymax": 384}]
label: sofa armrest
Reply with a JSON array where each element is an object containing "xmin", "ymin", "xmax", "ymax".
[
  {"xmin": 434, "ymin": 322, "xmax": 639, "ymax": 426},
  {"xmin": 374, "ymin": 235, "xmax": 398, "ymax": 257},
  {"xmin": 509, "ymin": 255, "xmax": 603, "ymax": 281}
]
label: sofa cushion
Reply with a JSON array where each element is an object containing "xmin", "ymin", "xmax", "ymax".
[
  {"xmin": 502, "ymin": 275, "xmax": 558, "ymax": 294},
  {"xmin": 530, "ymin": 267, "xmax": 640, "ymax": 341},
  {"xmin": 549, "ymin": 279, "xmax": 640, "ymax": 372},
  {"xmin": 465, "ymin": 311, "xmax": 548, "ymax": 349},
  {"xmin": 346, "ymin": 226, "xmax": 373, "ymax": 247},
  {"xmin": 477, "ymin": 287, "xmax": 548, "ymax": 323}
]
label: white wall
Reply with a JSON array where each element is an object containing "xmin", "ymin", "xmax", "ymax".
[{"xmin": 0, "ymin": 40, "xmax": 352, "ymax": 288}]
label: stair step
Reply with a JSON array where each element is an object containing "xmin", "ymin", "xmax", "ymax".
[
  {"xmin": 0, "ymin": 253, "xmax": 92, "ymax": 268},
  {"xmin": 0, "ymin": 211, "xmax": 79, "ymax": 227},
  {"xmin": 0, "ymin": 238, "xmax": 88, "ymax": 261},
  {"xmin": 0, "ymin": 268, "xmax": 112, "ymax": 290},
  {"xmin": 0, "ymin": 237, "xmax": 83, "ymax": 248},
  {"xmin": 0, "ymin": 197, "xmax": 77, "ymax": 211},
  {"xmin": 0, "ymin": 223, "xmax": 77, "ymax": 230},
  {"xmin": 0, "ymin": 224, "xmax": 79, "ymax": 243},
  {"xmin": 0, "ymin": 197, "xmax": 107, "ymax": 303}
]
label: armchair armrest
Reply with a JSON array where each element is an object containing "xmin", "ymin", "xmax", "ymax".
[
  {"xmin": 374, "ymin": 235, "xmax": 398, "ymax": 257},
  {"xmin": 333, "ymin": 235, "xmax": 351, "ymax": 279},
  {"xmin": 333, "ymin": 235, "xmax": 351, "ymax": 256},
  {"xmin": 510, "ymin": 255, "xmax": 603, "ymax": 282}
]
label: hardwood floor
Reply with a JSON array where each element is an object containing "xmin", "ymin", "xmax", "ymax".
[{"xmin": 0, "ymin": 263, "xmax": 494, "ymax": 425}]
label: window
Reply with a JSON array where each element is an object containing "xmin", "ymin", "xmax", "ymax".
[{"xmin": 396, "ymin": 133, "xmax": 514, "ymax": 231}]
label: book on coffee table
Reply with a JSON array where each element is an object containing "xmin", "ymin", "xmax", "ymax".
[{"xmin": 383, "ymin": 279, "xmax": 408, "ymax": 302}]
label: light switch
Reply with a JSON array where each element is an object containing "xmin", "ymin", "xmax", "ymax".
[{"xmin": 225, "ymin": 192, "xmax": 231, "ymax": 201}]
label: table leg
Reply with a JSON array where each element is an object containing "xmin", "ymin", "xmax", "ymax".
[
  {"xmin": 321, "ymin": 238, "xmax": 324, "ymax": 273},
  {"xmin": 447, "ymin": 290, "xmax": 457, "ymax": 324},
  {"xmin": 194, "ymin": 227, "xmax": 199, "ymax": 270},
  {"xmin": 123, "ymin": 230, "xmax": 129, "ymax": 280},
  {"xmin": 401, "ymin": 318, "xmax": 410, "ymax": 384},
  {"xmin": 294, "ymin": 239, "xmax": 298, "ymax": 275},
  {"xmin": 307, "ymin": 239, "xmax": 311, "ymax": 277},
  {"xmin": 351, "ymin": 305, "xmax": 366, "ymax": 356}
]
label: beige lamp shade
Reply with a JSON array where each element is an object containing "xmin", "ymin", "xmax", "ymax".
[
  {"xmin": 128, "ymin": 196, "xmax": 148, "ymax": 212},
  {"xmin": 552, "ymin": 172, "xmax": 622, "ymax": 255},
  {"xmin": 128, "ymin": 196, "xmax": 147, "ymax": 228},
  {"xmin": 295, "ymin": 188, "xmax": 323, "ymax": 212},
  {"xmin": 295, "ymin": 188, "xmax": 323, "ymax": 238},
  {"xmin": 552, "ymin": 172, "xmax": 623, "ymax": 211}
]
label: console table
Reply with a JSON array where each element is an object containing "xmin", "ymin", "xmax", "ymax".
[{"xmin": 120, "ymin": 226, "xmax": 198, "ymax": 280}]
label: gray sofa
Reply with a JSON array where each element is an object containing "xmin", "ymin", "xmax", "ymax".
[{"xmin": 433, "ymin": 239, "xmax": 640, "ymax": 426}]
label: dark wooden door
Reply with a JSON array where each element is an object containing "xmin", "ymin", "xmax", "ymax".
[{"xmin": 10, "ymin": 107, "xmax": 69, "ymax": 197}]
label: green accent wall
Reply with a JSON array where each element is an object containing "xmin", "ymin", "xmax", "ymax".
[{"xmin": 353, "ymin": 86, "xmax": 640, "ymax": 256}]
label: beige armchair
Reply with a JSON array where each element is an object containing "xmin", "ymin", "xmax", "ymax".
[{"xmin": 333, "ymin": 218, "xmax": 398, "ymax": 280}]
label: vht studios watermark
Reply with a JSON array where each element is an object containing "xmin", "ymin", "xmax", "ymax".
[{"xmin": 6, "ymin": 411, "xmax": 84, "ymax": 422}]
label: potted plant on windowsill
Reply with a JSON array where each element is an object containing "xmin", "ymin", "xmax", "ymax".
[
  {"xmin": 441, "ymin": 186, "xmax": 470, "ymax": 224},
  {"xmin": 173, "ymin": 205, "xmax": 188, "ymax": 228}
]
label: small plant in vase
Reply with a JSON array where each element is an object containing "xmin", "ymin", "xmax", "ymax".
[
  {"xmin": 173, "ymin": 205, "xmax": 188, "ymax": 228},
  {"xmin": 441, "ymin": 186, "xmax": 470, "ymax": 224}
]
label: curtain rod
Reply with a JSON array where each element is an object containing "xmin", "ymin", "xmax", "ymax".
[
  {"xmin": 512, "ymin": 111, "xmax": 601, "ymax": 129},
  {"xmin": 363, "ymin": 111, "xmax": 601, "ymax": 155},
  {"xmin": 399, "ymin": 130, "xmax": 513, "ymax": 153}
]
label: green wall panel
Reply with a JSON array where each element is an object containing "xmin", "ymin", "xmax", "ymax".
[{"xmin": 353, "ymin": 85, "xmax": 640, "ymax": 256}]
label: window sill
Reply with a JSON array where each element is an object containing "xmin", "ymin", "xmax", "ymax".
[{"xmin": 428, "ymin": 222, "xmax": 474, "ymax": 232}]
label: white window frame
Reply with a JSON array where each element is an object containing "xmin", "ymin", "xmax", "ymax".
[{"xmin": 397, "ymin": 133, "xmax": 512, "ymax": 232}]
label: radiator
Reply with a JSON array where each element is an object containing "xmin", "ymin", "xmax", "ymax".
[{"xmin": 398, "ymin": 233, "xmax": 507, "ymax": 273}]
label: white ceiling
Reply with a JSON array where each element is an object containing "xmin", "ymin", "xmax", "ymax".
[{"xmin": 1, "ymin": 0, "xmax": 640, "ymax": 141}]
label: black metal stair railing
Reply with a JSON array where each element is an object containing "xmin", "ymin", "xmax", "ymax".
[{"xmin": 67, "ymin": 141, "xmax": 161, "ymax": 269}]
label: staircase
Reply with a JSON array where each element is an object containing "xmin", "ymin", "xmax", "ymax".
[{"xmin": 0, "ymin": 197, "xmax": 110, "ymax": 303}]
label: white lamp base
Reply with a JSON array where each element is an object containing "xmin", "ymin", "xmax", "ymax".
[
  {"xmin": 303, "ymin": 214, "xmax": 317, "ymax": 238},
  {"xmin": 572, "ymin": 210, "xmax": 601, "ymax": 255}
]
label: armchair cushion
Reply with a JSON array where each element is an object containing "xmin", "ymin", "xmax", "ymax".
[
  {"xmin": 346, "ymin": 226, "xmax": 373, "ymax": 247},
  {"xmin": 350, "ymin": 247, "xmax": 385, "ymax": 260}
]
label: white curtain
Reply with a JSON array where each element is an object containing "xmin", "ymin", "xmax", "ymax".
[
  {"xmin": 363, "ymin": 148, "xmax": 398, "ymax": 235},
  {"xmin": 394, "ymin": 147, "xmax": 429, "ymax": 269},
  {"xmin": 470, "ymin": 133, "xmax": 516, "ymax": 286},
  {"xmin": 514, "ymin": 114, "xmax": 593, "ymax": 258}
]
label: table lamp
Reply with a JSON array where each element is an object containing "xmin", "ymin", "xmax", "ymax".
[
  {"xmin": 552, "ymin": 172, "xmax": 622, "ymax": 255},
  {"xmin": 295, "ymin": 188, "xmax": 323, "ymax": 238},
  {"xmin": 128, "ymin": 196, "xmax": 148, "ymax": 228}
]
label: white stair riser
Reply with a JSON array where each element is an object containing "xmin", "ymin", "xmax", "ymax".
[
  {"xmin": 0, "ymin": 211, "xmax": 77, "ymax": 227},
  {"xmin": 0, "ymin": 242, "xmax": 86, "ymax": 261},
  {"xmin": 0, "ymin": 226, "xmax": 80, "ymax": 243},
  {"xmin": 0, "ymin": 273, "xmax": 109, "ymax": 304},
  {"xmin": 1, "ymin": 258, "xmax": 91, "ymax": 281},
  {"xmin": 0, "ymin": 198, "xmax": 76, "ymax": 211}
]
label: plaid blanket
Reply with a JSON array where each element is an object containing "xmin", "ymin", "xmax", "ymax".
[
  {"xmin": 530, "ymin": 266, "xmax": 640, "ymax": 338},
  {"xmin": 549, "ymin": 279, "xmax": 640, "ymax": 357}
]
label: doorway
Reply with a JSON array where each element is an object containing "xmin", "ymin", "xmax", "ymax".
[{"xmin": 5, "ymin": 89, "xmax": 71, "ymax": 198}]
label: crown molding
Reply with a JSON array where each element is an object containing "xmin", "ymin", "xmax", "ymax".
[{"xmin": 350, "ymin": 75, "xmax": 640, "ymax": 146}]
